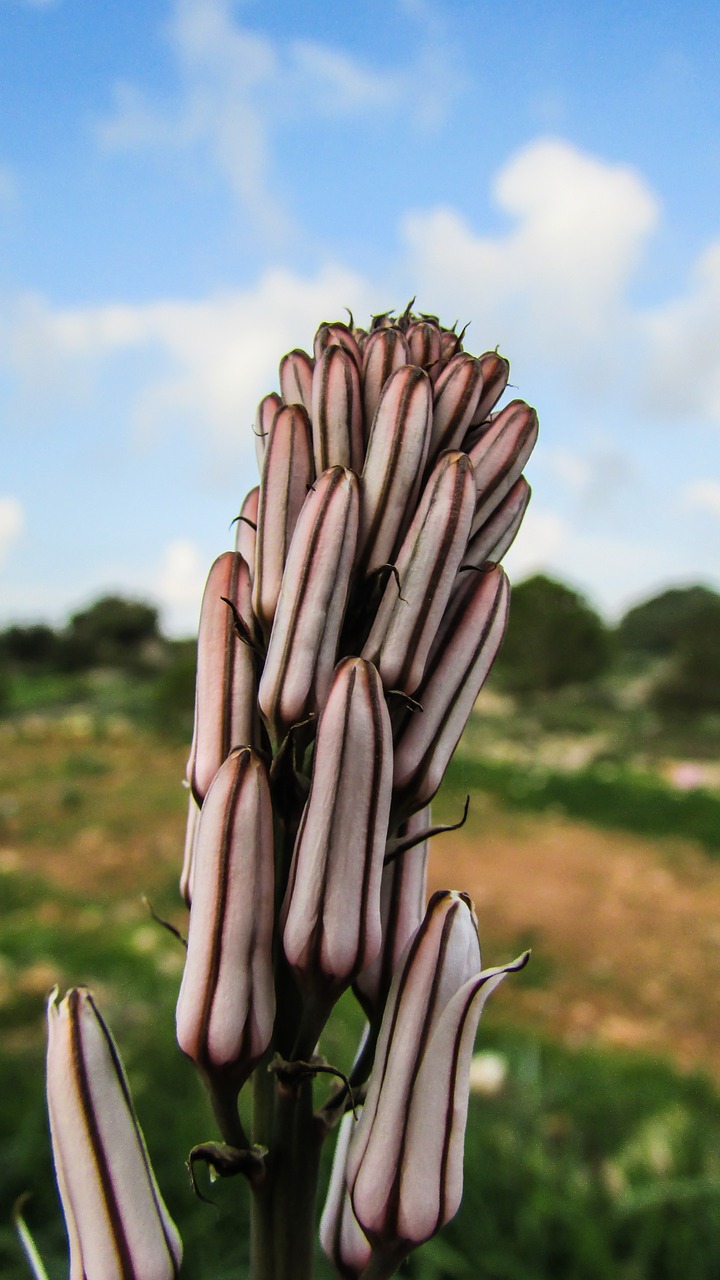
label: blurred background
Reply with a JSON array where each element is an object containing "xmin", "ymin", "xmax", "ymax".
[{"xmin": 2, "ymin": 1, "xmax": 720, "ymax": 1277}]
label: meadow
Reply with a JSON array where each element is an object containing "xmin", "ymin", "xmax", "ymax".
[{"xmin": 2, "ymin": 708, "xmax": 720, "ymax": 1279}]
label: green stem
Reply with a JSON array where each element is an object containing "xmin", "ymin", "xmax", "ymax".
[
  {"xmin": 359, "ymin": 1243, "xmax": 410, "ymax": 1280},
  {"xmin": 249, "ymin": 1072, "xmax": 323, "ymax": 1280}
]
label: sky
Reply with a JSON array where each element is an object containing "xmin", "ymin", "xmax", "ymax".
[{"xmin": 2, "ymin": 0, "xmax": 720, "ymax": 635}]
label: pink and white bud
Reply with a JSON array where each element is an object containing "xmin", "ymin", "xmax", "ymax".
[
  {"xmin": 469, "ymin": 351, "xmax": 511, "ymax": 426},
  {"xmin": 357, "ymin": 365, "xmax": 432, "ymax": 576},
  {"xmin": 186, "ymin": 551, "xmax": 258, "ymax": 805},
  {"xmin": 462, "ymin": 476, "xmax": 531, "ymax": 571},
  {"xmin": 253, "ymin": 402, "xmax": 314, "ymax": 639},
  {"xmin": 47, "ymin": 987, "xmax": 182, "ymax": 1280},
  {"xmin": 258, "ymin": 466, "xmax": 359, "ymax": 741},
  {"xmin": 281, "ymin": 658, "xmax": 392, "ymax": 996},
  {"xmin": 428, "ymin": 353, "xmax": 484, "ymax": 459},
  {"xmin": 311, "ymin": 345, "xmax": 364, "ymax": 473},
  {"xmin": 179, "ymin": 791, "xmax": 201, "ymax": 907},
  {"xmin": 405, "ymin": 320, "xmax": 442, "ymax": 382},
  {"xmin": 393, "ymin": 565, "xmax": 509, "ymax": 815},
  {"xmin": 354, "ymin": 805, "xmax": 429, "ymax": 1017},
  {"xmin": 176, "ymin": 747, "xmax": 275, "ymax": 1086},
  {"xmin": 314, "ymin": 321, "xmax": 362, "ymax": 370},
  {"xmin": 279, "ymin": 348, "xmax": 314, "ymax": 416},
  {"xmin": 347, "ymin": 891, "xmax": 527, "ymax": 1253},
  {"xmin": 361, "ymin": 451, "xmax": 476, "ymax": 695},
  {"xmin": 361, "ymin": 326, "xmax": 410, "ymax": 438},
  {"xmin": 319, "ymin": 1111, "xmax": 372, "ymax": 1280},
  {"xmin": 466, "ymin": 399, "xmax": 538, "ymax": 535},
  {"xmin": 235, "ymin": 485, "xmax": 259, "ymax": 570},
  {"xmin": 254, "ymin": 392, "xmax": 282, "ymax": 473}
]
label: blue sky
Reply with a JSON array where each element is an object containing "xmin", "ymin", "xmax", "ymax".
[{"xmin": 2, "ymin": 0, "xmax": 720, "ymax": 633}]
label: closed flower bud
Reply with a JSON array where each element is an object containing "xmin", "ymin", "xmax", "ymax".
[
  {"xmin": 282, "ymin": 658, "xmax": 392, "ymax": 997},
  {"xmin": 354, "ymin": 805, "xmax": 429, "ymax": 1017},
  {"xmin": 235, "ymin": 485, "xmax": 259, "ymax": 569},
  {"xmin": 406, "ymin": 320, "xmax": 442, "ymax": 381},
  {"xmin": 176, "ymin": 747, "xmax": 275, "ymax": 1088},
  {"xmin": 466, "ymin": 399, "xmax": 538, "ymax": 535},
  {"xmin": 357, "ymin": 365, "xmax": 432, "ymax": 576},
  {"xmin": 462, "ymin": 476, "xmax": 531, "ymax": 571},
  {"xmin": 47, "ymin": 987, "xmax": 182, "ymax": 1280},
  {"xmin": 311, "ymin": 344, "xmax": 364, "ymax": 473},
  {"xmin": 254, "ymin": 391, "xmax": 281, "ymax": 472},
  {"xmin": 259, "ymin": 466, "xmax": 359, "ymax": 741},
  {"xmin": 347, "ymin": 891, "xmax": 527, "ymax": 1254},
  {"xmin": 428, "ymin": 353, "xmax": 484, "ymax": 460},
  {"xmin": 319, "ymin": 1112, "xmax": 372, "ymax": 1280},
  {"xmin": 469, "ymin": 350, "xmax": 511, "ymax": 426},
  {"xmin": 179, "ymin": 791, "xmax": 200, "ymax": 908},
  {"xmin": 393, "ymin": 565, "xmax": 509, "ymax": 815},
  {"xmin": 361, "ymin": 326, "xmax": 410, "ymax": 437},
  {"xmin": 314, "ymin": 321, "xmax": 362, "ymax": 370},
  {"xmin": 361, "ymin": 451, "xmax": 476, "ymax": 695},
  {"xmin": 279, "ymin": 347, "xmax": 314, "ymax": 416},
  {"xmin": 186, "ymin": 551, "xmax": 258, "ymax": 805},
  {"xmin": 253, "ymin": 402, "xmax": 314, "ymax": 639}
]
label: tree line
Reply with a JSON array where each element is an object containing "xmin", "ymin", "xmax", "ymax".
[{"xmin": 1, "ymin": 579, "xmax": 719, "ymax": 715}]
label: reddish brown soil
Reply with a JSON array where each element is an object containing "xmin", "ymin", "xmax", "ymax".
[{"xmin": 428, "ymin": 815, "xmax": 720, "ymax": 1080}]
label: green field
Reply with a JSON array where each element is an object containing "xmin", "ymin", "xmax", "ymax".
[{"xmin": 2, "ymin": 716, "xmax": 720, "ymax": 1278}]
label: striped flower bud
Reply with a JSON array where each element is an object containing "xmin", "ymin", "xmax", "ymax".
[
  {"xmin": 347, "ymin": 891, "xmax": 527, "ymax": 1256},
  {"xmin": 357, "ymin": 365, "xmax": 432, "ymax": 576},
  {"xmin": 428, "ymin": 353, "xmax": 484, "ymax": 460},
  {"xmin": 438, "ymin": 326, "xmax": 462, "ymax": 365},
  {"xmin": 179, "ymin": 791, "xmax": 200, "ymax": 907},
  {"xmin": 406, "ymin": 320, "xmax": 442, "ymax": 381},
  {"xmin": 462, "ymin": 476, "xmax": 531, "ymax": 571},
  {"xmin": 186, "ymin": 551, "xmax": 258, "ymax": 805},
  {"xmin": 279, "ymin": 347, "xmax": 314, "ymax": 416},
  {"xmin": 469, "ymin": 350, "xmax": 511, "ymax": 426},
  {"xmin": 354, "ymin": 805, "xmax": 429, "ymax": 1017},
  {"xmin": 314, "ymin": 321, "xmax": 362, "ymax": 370},
  {"xmin": 176, "ymin": 747, "xmax": 275, "ymax": 1089},
  {"xmin": 393, "ymin": 565, "xmax": 509, "ymax": 815},
  {"xmin": 466, "ymin": 399, "xmax": 538, "ymax": 535},
  {"xmin": 258, "ymin": 466, "xmax": 359, "ymax": 741},
  {"xmin": 234, "ymin": 485, "xmax": 259, "ymax": 570},
  {"xmin": 254, "ymin": 391, "xmax": 281, "ymax": 472},
  {"xmin": 361, "ymin": 326, "xmax": 410, "ymax": 437},
  {"xmin": 311, "ymin": 344, "xmax": 364, "ymax": 473},
  {"xmin": 319, "ymin": 1111, "xmax": 372, "ymax": 1280},
  {"xmin": 281, "ymin": 657, "xmax": 392, "ymax": 997},
  {"xmin": 47, "ymin": 987, "xmax": 182, "ymax": 1280},
  {"xmin": 361, "ymin": 451, "xmax": 476, "ymax": 695},
  {"xmin": 253, "ymin": 402, "xmax": 314, "ymax": 639}
]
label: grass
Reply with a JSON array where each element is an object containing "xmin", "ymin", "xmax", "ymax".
[{"xmin": 445, "ymin": 754, "xmax": 720, "ymax": 856}]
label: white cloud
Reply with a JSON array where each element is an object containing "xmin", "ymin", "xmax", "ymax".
[
  {"xmin": 154, "ymin": 538, "xmax": 206, "ymax": 634},
  {"xmin": 96, "ymin": 0, "xmax": 457, "ymax": 233},
  {"xmin": 401, "ymin": 138, "xmax": 659, "ymax": 357},
  {"xmin": 0, "ymin": 497, "xmax": 25, "ymax": 568},
  {"xmin": 681, "ymin": 479, "xmax": 720, "ymax": 517},
  {"xmin": 1, "ymin": 262, "xmax": 372, "ymax": 449}
]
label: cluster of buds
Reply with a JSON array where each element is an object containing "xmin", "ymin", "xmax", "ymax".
[{"xmin": 45, "ymin": 307, "xmax": 536, "ymax": 1280}]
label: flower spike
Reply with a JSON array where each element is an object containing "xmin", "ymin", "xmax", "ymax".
[{"xmin": 47, "ymin": 987, "xmax": 182, "ymax": 1280}]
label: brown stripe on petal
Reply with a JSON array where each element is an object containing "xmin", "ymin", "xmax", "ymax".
[
  {"xmin": 362, "ymin": 327, "xmax": 410, "ymax": 438},
  {"xmin": 70, "ymin": 990, "xmax": 136, "ymax": 1280},
  {"xmin": 312, "ymin": 345, "xmax": 363, "ymax": 473},
  {"xmin": 279, "ymin": 348, "xmax": 314, "ymax": 416},
  {"xmin": 468, "ymin": 401, "xmax": 538, "ymax": 534},
  {"xmin": 468, "ymin": 351, "xmax": 510, "ymax": 426},
  {"xmin": 428, "ymin": 354, "xmax": 484, "ymax": 459}
]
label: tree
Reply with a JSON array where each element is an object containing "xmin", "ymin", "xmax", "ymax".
[
  {"xmin": 496, "ymin": 574, "xmax": 611, "ymax": 692},
  {"xmin": 617, "ymin": 585, "xmax": 720, "ymax": 656},
  {"xmin": 62, "ymin": 595, "xmax": 161, "ymax": 669},
  {"xmin": 652, "ymin": 602, "xmax": 720, "ymax": 715}
]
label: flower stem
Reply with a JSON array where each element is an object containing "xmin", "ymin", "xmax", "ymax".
[{"xmin": 250, "ymin": 1071, "xmax": 322, "ymax": 1280}]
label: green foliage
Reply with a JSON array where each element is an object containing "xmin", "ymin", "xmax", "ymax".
[
  {"xmin": 496, "ymin": 575, "xmax": 612, "ymax": 692},
  {"xmin": 61, "ymin": 595, "xmax": 161, "ymax": 670},
  {"xmin": 617, "ymin": 586, "xmax": 720, "ymax": 657},
  {"xmin": 445, "ymin": 755, "xmax": 720, "ymax": 855},
  {"xmin": 652, "ymin": 602, "xmax": 720, "ymax": 716}
]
